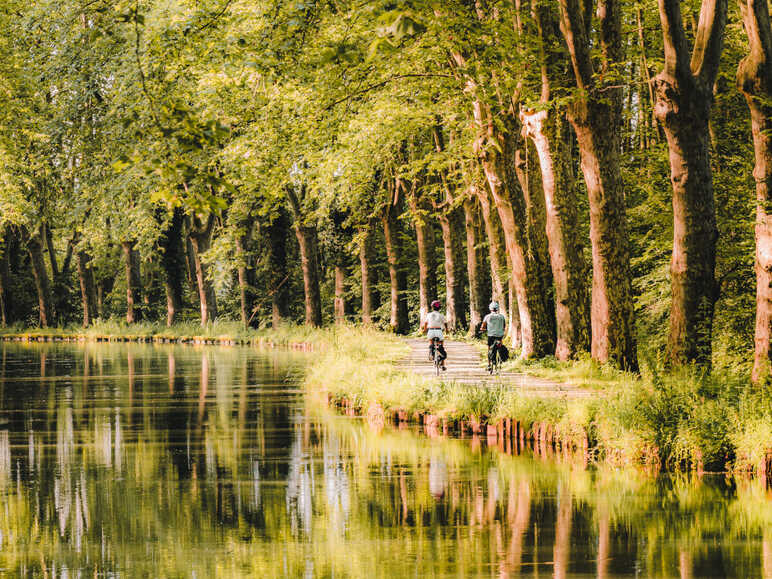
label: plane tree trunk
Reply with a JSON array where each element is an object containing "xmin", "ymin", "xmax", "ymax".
[
  {"xmin": 188, "ymin": 214, "xmax": 218, "ymax": 326},
  {"xmin": 464, "ymin": 195, "xmax": 491, "ymax": 334},
  {"xmin": 160, "ymin": 207, "xmax": 186, "ymax": 327},
  {"xmin": 286, "ymin": 185, "xmax": 322, "ymax": 327},
  {"xmin": 407, "ymin": 182, "xmax": 437, "ymax": 322},
  {"xmin": 383, "ymin": 178, "xmax": 409, "ymax": 334},
  {"xmin": 122, "ymin": 240, "xmax": 142, "ymax": 324},
  {"xmin": 266, "ymin": 209, "xmax": 291, "ymax": 327},
  {"xmin": 653, "ymin": 0, "xmax": 727, "ymax": 368},
  {"xmin": 521, "ymin": 4, "xmax": 591, "ymax": 359},
  {"xmin": 736, "ymin": 0, "xmax": 772, "ymax": 382},
  {"xmin": 558, "ymin": 0, "xmax": 638, "ymax": 370}
]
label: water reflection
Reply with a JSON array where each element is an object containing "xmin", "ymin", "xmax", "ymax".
[{"xmin": 0, "ymin": 342, "xmax": 768, "ymax": 577}]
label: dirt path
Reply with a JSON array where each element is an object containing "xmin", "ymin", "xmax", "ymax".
[{"xmin": 399, "ymin": 339, "xmax": 592, "ymax": 399}]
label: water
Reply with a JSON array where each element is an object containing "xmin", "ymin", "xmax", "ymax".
[{"xmin": 0, "ymin": 342, "xmax": 769, "ymax": 578}]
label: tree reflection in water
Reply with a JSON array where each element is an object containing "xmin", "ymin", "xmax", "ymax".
[{"xmin": 0, "ymin": 342, "xmax": 768, "ymax": 577}]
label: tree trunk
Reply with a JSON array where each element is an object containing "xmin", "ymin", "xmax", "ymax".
[
  {"xmin": 383, "ymin": 190, "xmax": 409, "ymax": 334},
  {"xmin": 294, "ymin": 223, "xmax": 323, "ymax": 327},
  {"xmin": 286, "ymin": 185, "xmax": 323, "ymax": 327},
  {"xmin": 737, "ymin": 0, "xmax": 772, "ymax": 382},
  {"xmin": 433, "ymin": 125, "xmax": 467, "ymax": 332},
  {"xmin": 408, "ymin": 190, "xmax": 437, "ymax": 322},
  {"xmin": 122, "ymin": 241, "xmax": 142, "ymax": 324},
  {"xmin": 558, "ymin": 0, "xmax": 638, "ymax": 371},
  {"xmin": 521, "ymin": 109, "xmax": 591, "ymax": 359},
  {"xmin": 509, "ymin": 275, "xmax": 522, "ymax": 350},
  {"xmin": 28, "ymin": 231, "xmax": 54, "ymax": 328},
  {"xmin": 44, "ymin": 222, "xmax": 59, "ymax": 281},
  {"xmin": 0, "ymin": 250, "xmax": 6, "ymax": 327},
  {"xmin": 516, "ymin": 143, "xmax": 557, "ymax": 349},
  {"xmin": 267, "ymin": 210, "xmax": 291, "ymax": 327},
  {"xmin": 475, "ymin": 112, "xmax": 555, "ymax": 358},
  {"xmin": 464, "ymin": 196, "xmax": 491, "ymax": 334},
  {"xmin": 77, "ymin": 250, "xmax": 97, "ymax": 327},
  {"xmin": 188, "ymin": 214, "xmax": 218, "ymax": 325},
  {"xmin": 334, "ymin": 265, "xmax": 347, "ymax": 324},
  {"xmin": 160, "ymin": 207, "xmax": 186, "ymax": 327},
  {"xmin": 0, "ymin": 236, "xmax": 8, "ymax": 327},
  {"xmin": 438, "ymin": 204, "xmax": 468, "ymax": 332},
  {"xmin": 653, "ymin": 0, "xmax": 727, "ymax": 368},
  {"xmin": 359, "ymin": 221, "xmax": 377, "ymax": 325},
  {"xmin": 235, "ymin": 228, "xmax": 255, "ymax": 327},
  {"xmin": 476, "ymin": 183, "xmax": 508, "ymax": 321}
]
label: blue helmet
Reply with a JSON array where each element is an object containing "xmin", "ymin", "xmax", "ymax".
[{"xmin": 489, "ymin": 301, "xmax": 499, "ymax": 312}]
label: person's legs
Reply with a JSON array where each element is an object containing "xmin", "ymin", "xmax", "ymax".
[
  {"xmin": 438, "ymin": 341, "xmax": 447, "ymax": 362},
  {"xmin": 487, "ymin": 336, "xmax": 499, "ymax": 367}
]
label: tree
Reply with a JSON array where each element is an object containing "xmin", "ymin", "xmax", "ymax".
[
  {"xmin": 653, "ymin": 0, "xmax": 728, "ymax": 368},
  {"xmin": 736, "ymin": 0, "xmax": 772, "ymax": 381},
  {"xmin": 558, "ymin": 0, "xmax": 638, "ymax": 371}
]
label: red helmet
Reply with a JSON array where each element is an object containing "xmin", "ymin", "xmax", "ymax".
[{"xmin": 431, "ymin": 300, "xmax": 441, "ymax": 310}]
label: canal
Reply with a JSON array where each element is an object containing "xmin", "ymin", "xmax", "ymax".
[{"xmin": 0, "ymin": 342, "xmax": 768, "ymax": 577}]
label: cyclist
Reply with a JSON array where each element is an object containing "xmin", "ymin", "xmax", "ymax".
[
  {"xmin": 421, "ymin": 300, "xmax": 447, "ymax": 371},
  {"xmin": 481, "ymin": 301, "xmax": 507, "ymax": 370}
]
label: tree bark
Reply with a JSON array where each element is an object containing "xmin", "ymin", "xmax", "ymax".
[
  {"xmin": 77, "ymin": 250, "xmax": 97, "ymax": 327},
  {"xmin": 464, "ymin": 196, "xmax": 491, "ymax": 334},
  {"xmin": 521, "ymin": 109, "xmax": 591, "ymax": 359},
  {"xmin": 294, "ymin": 224, "xmax": 323, "ymax": 327},
  {"xmin": 383, "ymin": 181, "xmax": 409, "ymax": 334},
  {"xmin": 267, "ymin": 208, "xmax": 291, "ymax": 327},
  {"xmin": 286, "ymin": 185, "xmax": 322, "ymax": 327},
  {"xmin": 188, "ymin": 214, "xmax": 218, "ymax": 325},
  {"xmin": 516, "ymin": 143, "xmax": 557, "ymax": 347},
  {"xmin": 408, "ymin": 187, "xmax": 437, "ymax": 322},
  {"xmin": 122, "ymin": 241, "xmax": 142, "ymax": 324},
  {"xmin": 433, "ymin": 126, "xmax": 467, "ymax": 332},
  {"xmin": 26, "ymin": 229, "xmax": 54, "ymax": 328},
  {"xmin": 737, "ymin": 0, "xmax": 772, "ymax": 382},
  {"xmin": 437, "ymin": 203, "xmax": 467, "ymax": 332},
  {"xmin": 359, "ymin": 221, "xmax": 377, "ymax": 325},
  {"xmin": 235, "ymin": 224, "xmax": 256, "ymax": 327},
  {"xmin": 334, "ymin": 265, "xmax": 347, "ymax": 324},
  {"xmin": 653, "ymin": 0, "xmax": 727, "ymax": 368},
  {"xmin": 160, "ymin": 207, "xmax": 186, "ymax": 327},
  {"xmin": 44, "ymin": 222, "xmax": 59, "ymax": 281},
  {"xmin": 558, "ymin": 0, "xmax": 638, "ymax": 371},
  {"xmin": 475, "ymin": 183, "xmax": 508, "ymax": 321},
  {"xmin": 474, "ymin": 108, "xmax": 555, "ymax": 358},
  {"xmin": 0, "ymin": 248, "xmax": 7, "ymax": 327}
]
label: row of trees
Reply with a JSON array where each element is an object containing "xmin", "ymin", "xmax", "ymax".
[{"xmin": 0, "ymin": 0, "xmax": 770, "ymax": 379}]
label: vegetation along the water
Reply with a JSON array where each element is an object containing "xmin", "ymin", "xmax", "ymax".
[{"xmin": 1, "ymin": 2, "xmax": 770, "ymax": 473}]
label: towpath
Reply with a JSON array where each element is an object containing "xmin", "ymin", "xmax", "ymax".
[{"xmin": 399, "ymin": 338, "xmax": 592, "ymax": 399}]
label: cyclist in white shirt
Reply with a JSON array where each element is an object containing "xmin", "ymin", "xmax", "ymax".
[{"xmin": 421, "ymin": 300, "xmax": 447, "ymax": 370}]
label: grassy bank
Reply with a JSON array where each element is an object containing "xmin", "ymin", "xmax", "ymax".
[{"xmin": 304, "ymin": 328, "xmax": 772, "ymax": 477}]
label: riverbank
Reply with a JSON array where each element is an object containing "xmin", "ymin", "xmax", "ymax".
[{"xmin": 303, "ymin": 328, "xmax": 772, "ymax": 478}]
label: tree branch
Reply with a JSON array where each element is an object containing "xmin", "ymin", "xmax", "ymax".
[
  {"xmin": 558, "ymin": 0, "xmax": 594, "ymax": 91},
  {"xmin": 657, "ymin": 0, "xmax": 692, "ymax": 82},
  {"xmin": 691, "ymin": 0, "xmax": 728, "ymax": 86},
  {"xmin": 323, "ymin": 73, "xmax": 455, "ymax": 111}
]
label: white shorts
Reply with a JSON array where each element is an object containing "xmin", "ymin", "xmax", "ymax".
[{"xmin": 427, "ymin": 329, "xmax": 444, "ymax": 340}]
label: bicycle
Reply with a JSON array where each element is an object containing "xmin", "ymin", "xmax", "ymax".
[
  {"xmin": 430, "ymin": 337, "xmax": 444, "ymax": 376},
  {"xmin": 488, "ymin": 339, "xmax": 503, "ymax": 375}
]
